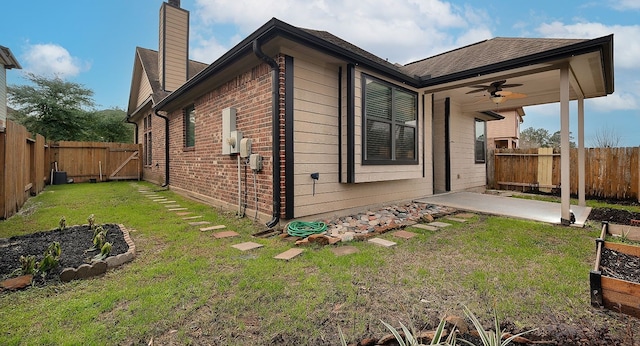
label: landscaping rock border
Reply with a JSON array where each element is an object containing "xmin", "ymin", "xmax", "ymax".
[{"xmin": 59, "ymin": 224, "xmax": 136, "ymax": 282}]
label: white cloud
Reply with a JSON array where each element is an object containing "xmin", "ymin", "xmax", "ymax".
[
  {"xmin": 190, "ymin": 36, "xmax": 230, "ymax": 63},
  {"xmin": 191, "ymin": 0, "xmax": 494, "ymax": 64},
  {"xmin": 610, "ymin": 0, "xmax": 640, "ymax": 10},
  {"xmin": 587, "ymin": 92, "xmax": 639, "ymax": 111},
  {"xmin": 536, "ymin": 21, "xmax": 640, "ymax": 70},
  {"xmin": 22, "ymin": 43, "xmax": 89, "ymax": 78}
]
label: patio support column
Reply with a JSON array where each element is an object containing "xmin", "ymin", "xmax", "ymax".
[
  {"xmin": 578, "ymin": 97, "xmax": 586, "ymax": 206},
  {"xmin": 560, "ymin": 66, "xmax": 571, "ymax": 225}
]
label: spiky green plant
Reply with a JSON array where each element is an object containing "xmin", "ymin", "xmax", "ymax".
[
  {"xmin": 38, "ymin": 242, "xmax": 61, "ymax": 275},
  {"xmin": 89, "ymin": 228, "xmax": 107, "ymax": 251},
  {"xmin": 58, "ymin": 216, "xmax": 66, "ymax": 230},
  {"xmin": 460, "ymin": 306, "xmax": 537, "ymax": 346},
  {"xmin": 380, "ymin": 317, "xmax": 459, "ymax": 346},
  {"xmin": 87, "ymin": 214, "xmax": 96, "ymax": 229}
]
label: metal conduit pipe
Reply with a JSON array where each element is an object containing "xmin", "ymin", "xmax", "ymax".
[{"xmin": 252, "ymin": 39, "xmax": 280, "ymax": 229}]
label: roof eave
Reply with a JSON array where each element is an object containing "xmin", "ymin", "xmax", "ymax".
[
  {"xmin": 0, "ymin": 46, "xmax": 22, "ymax": 69},
  {"xmin": 155, "ymin": 18, "xmax": 418, "ymax": 110},
  {"xmin": 419, "ymin": 34, "xmax": 615, "ymax": 95}
]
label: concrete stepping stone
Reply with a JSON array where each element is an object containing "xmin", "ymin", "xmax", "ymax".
[
  {"xmin": 201, "ymin": 225, "xmax": 226, "ymax": 232},
  {"xmin": 331, "ymin": 246, "xmax": 359, "ymax": 256},
  {"xmin": 232, "ymin": 242, "xmax": 263, "ymax": 251},
  {"xmin": 182, "ymin": 216, "xmax": 203, "ymax": 220},
  {"xmin": 368, "ymin": 237, "xmax": 397, "ymax": 247},
  {"xmin": 213, "ymin": 231, "xmax": 240, "ymax": 239},
  {"xmin": 169, "ymin": 208, "xmax": 188, "ymax": 211},
  {"xmin": 152, "ymin": 199, "xmax": 168, "ymax": 202},
  {"xmin": 159, "ymin": 200, "xmax": 176, "ymax": 204},
  {"xmin": 446, "ymin": 217, "xmax": 467, "ymax": 223},
  {"xmin": 176, "ymin": 212, "xmax": 192, "ymax": 216},
  {"xmin": 189, "ymin": 221, "xmax": 210, "ymax": 226},
  {"xmin": 428, "ymin": 221, "xmax": 451, "ymax": 228},
  {"xmin": 455, "ymin": 213, "xmax": 476, "ymax": 219},
  {"xmin": 412, "ymin": 224, "xmax": 438, "ymax": 231},
  {"xmin": 392, "ymin": 230, "xmax": 417, "ymax": 239},
  {"xmin": 274, "ymin": 248, "xmax": 304, "ymax": 260},
  {"xmin": 165, "ymin": 204, "xmax": 181, "ymax": 208}
]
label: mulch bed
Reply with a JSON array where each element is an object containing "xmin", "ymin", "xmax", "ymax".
[
  {"xmin": 600, "ymin": 247, "xmax": 640, "ymax": 283},
  {"xmin": 0, "ymin": 224, "xmax": 129, "ymax": 287}
]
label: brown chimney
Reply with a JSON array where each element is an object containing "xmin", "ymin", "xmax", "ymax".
[{"xmin": 158, "ymin": 1, "xmax": 188, "ymax": 92}]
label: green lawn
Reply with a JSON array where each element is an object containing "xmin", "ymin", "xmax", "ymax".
[{"xmin": 0, "ymin": 182, "xmax": 632, "ymax": 345}]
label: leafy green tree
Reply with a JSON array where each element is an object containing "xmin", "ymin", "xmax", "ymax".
[
  {"xmin": 87, "ymin": 108, "xmax": 134, "ymax": 143},
  {"xmin": 548, "ymin": 130, "xmax": 576, "ymax": 149},
  {"xmin": 8, "ymin": 73, "xmax": 94, "ymax": 141}
]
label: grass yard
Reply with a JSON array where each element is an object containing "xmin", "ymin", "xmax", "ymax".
[{"xmin": 0, "ymin": 182, "xmax": 635, "ymax": 345}]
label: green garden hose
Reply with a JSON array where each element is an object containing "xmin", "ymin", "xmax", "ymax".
[{"xmin": 286, "ymin": 221, "xmax": 327, "ymax": 237}]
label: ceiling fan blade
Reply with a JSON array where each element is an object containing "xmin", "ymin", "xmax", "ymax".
[
  {"xmin": 495, "ymin": 90, "xmax": 513, "ymax": 96},
  {"xmin": 466, "ymin": 88, "xmax": 488, "ymax": 94},
  {"xmin": 501, "ymin": 83, "xmax": 523, "ymax": 88}
]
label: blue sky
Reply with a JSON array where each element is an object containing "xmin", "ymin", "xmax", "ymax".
[{"xmin": 2, "ymin": 0, "xmax": 639, "ymax": 146}]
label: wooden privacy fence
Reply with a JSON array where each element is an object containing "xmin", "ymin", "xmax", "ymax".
[
  {"xmin": 0, "ymin": 120, "xmax": 142, "ymax": 219},
  {"xmin": 489, "ymin": 147, "xmax": 640, "ymax": 201},
  {"xmin": 0, "ymin": 120, "xmax": 47, "ymax": 219},
  {"xmin": 49, "ymin": 141, "xmax": 142, "ymax": 183}
]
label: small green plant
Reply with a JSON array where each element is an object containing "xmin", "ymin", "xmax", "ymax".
[
  {"xmin": 89, "ymin": 227, "xmax": 107, "ymax": 251},
  {"xmin": 59, "ymin": 216, "xmax": 66, "ymax": 230},
  {"xmin": 92, "ymin": 242, "xmax": 112, "ymax": 261},
  {"xmin": 87, "ymin": 214, "xmax": 96, "ymax": 229},
  {"xmin": 338, "ymin": 326, "xmax": 348, "ymax": 346},
  {"xmin": 37, "ymin": 242, "xmax": 62, "ymax": 277},
  {"xmin": 461, "ymin": 305, "xmax": 537, "ymax": 346},
  {"xmin": 19, "ymin": 255, "xmax": 37, "ymax": 275}
]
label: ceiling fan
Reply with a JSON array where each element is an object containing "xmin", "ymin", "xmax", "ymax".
[{"xmin": 466, "ymin": 80, "xmax": 527, "ymax": 104}]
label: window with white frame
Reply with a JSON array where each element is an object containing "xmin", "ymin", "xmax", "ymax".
[
  {"xmin": 362, "ymin": 74, "xmax": 418, "ymax": 164},
  {"xmin": 184, "ymin": 105, "xmax": 195, "ymax": 148}
]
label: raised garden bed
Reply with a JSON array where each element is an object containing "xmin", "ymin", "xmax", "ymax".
[{"xmin": 590, "ymin": 222, "xmax": 640, "ymax": 318}]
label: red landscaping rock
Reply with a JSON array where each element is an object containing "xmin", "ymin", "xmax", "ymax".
[{"xmin": 0, "ymin": 275, "xmax": 33, "ymax": 290}]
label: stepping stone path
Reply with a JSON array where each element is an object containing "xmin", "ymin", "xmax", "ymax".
[
  {"xmin": 428, "ymin": 221, "xmax": 452, "ymax": 228},
  {"xmin": 392, "ymin": 230, "xmax": 417, "ymax": 239},
  {"xmin": 165, "ymin": 204, "xmax": 181, "ymax": 208},
  {"xmin": 455, "ymin": 213, "xmax": 476, "ymax": 219},
  {"xmin": 201, "ymin": 225, "xmax": 226, "ymax": 232},
  {"xmin": 274, "ymin": 248, "xmax": 304, "ymax": 260},
  {"xmin": 446, "ymin": 217, "xmax": 468, "ymax": 222},
  {"xmin": 159, "ymin": 201, "xmax": 176, "ymax": 204},
  {"xmin": 213, "ymin": 231, "xmax": 239, "ymax": 239},
  {"xmin": 189, "ymin": 221, "xmax": 210, "ymax": 226},
  {"xmin": 331, "ymin": 246, "xmax": 359, "ymax": 256},
  {"xmin": 182, "ymin": 216, "xmax": 202, "ymax": 220},
  {"xmin": 412, "ymin": 224, "xmax": 439, "ymax": 231},
  {"xmin": 168, "ymin": 208, "xmax": 188, "ymax": 211},
  {"xmin": 176, "ymin": 212, "xmax": 191, "ymax": 216},
  {"xmin": 232, "ymin": 242, "xmax": 264, "ymax": 251},
  {"xmin": 368, "ymin": 237, "xmax": 397, "ymax": 247}
]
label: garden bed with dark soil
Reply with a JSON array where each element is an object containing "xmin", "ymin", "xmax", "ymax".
[
  {"xmin": 588, "ymin": 207, "xmax": 640, "ymax": 225},
  {"xmin": 0, "ymin": 224, "xmax": 129, "ymax": 287}
]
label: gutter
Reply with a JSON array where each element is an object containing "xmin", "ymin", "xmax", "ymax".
[
  {"xmin": 153, "ymin": 109, "xmax": 170, "ymax": 187},
  {"xmin": 125, "ymin": 115, "xmax": 139, "ymax": 144},
  {"xmin": 252, "ymin": 39, "xmax": 280, "ymax": 229}
]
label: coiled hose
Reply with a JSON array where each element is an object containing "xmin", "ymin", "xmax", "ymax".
[{"xmin": 286, "ymin": 221, "xmax": 327, "ymax": 237}]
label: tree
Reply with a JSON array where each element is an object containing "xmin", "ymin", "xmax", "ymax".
[
  {"xmin": 87, "ymin": 109, "xmax": 134, "ymax": 143},
  {"xmin": 590, "ymin": 126, "xmax": 621, "ymax": 148},
  {"xmin": 520, "ymin": 127, "xmax": 575, "ymax": 149},
  {"xmin": 8, "ymin": 73, "xmax": 94, "ymax": 141}
]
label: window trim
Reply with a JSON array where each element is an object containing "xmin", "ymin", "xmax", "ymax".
[
  {"xmin": 474, "ymin": 118, "xmax": 486, "ymax": 164},
  {"xmin": 184, "ymin": 105, "xmax": 196, "ymax": 150},
  {"xmin": 143, "ymin": 114, "xmax": 152, "ymax": 167},
  {"xmin": 361, "ymin": 74, "xmax": 419, "ymax": 166}
]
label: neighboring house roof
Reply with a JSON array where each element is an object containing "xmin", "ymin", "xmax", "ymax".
[
  {"xmin": 154, "ymin": 17, "xmax": 614, "ymax": 111},
  {"xmin": 0, "ymin": 45, "xmax": 21, "ymax": 69}
]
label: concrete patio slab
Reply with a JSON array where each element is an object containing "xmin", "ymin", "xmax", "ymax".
[
  {"xmin": 274, "ymin": 248, "xmax": 304, "ymax": 260},
  {"xmin": 415, "ymin": 191, "xmax": 591, "ymax": 226},
  {"xmin": 232, "ymin": 242, "xmax": 263, "ymax": 251}
]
